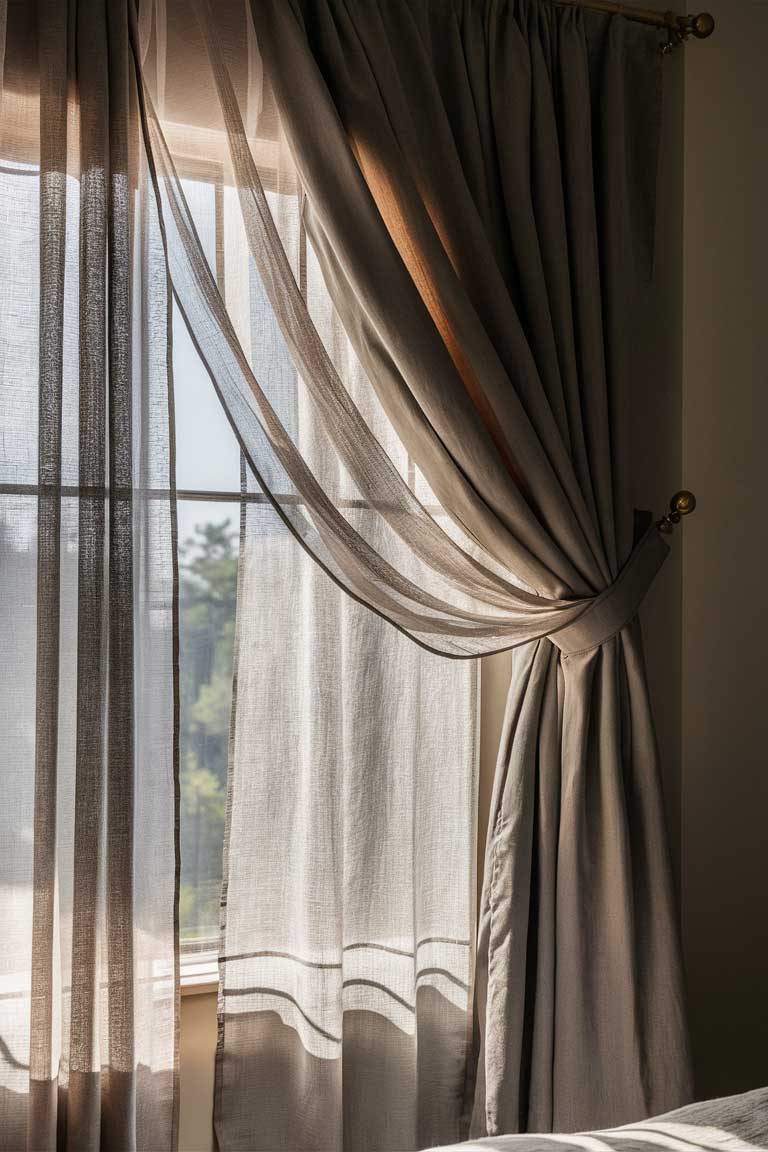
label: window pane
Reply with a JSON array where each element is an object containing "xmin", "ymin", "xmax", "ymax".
[
  {"xmin": 0, "ymin": 164, "xmax": 39, "ymax": 485},
  {"xmin": 173, "ymin": 177, "xmax": 241, "ymax": 494},
  {"xmin": 173, "ymin": 302, "xmax": 242, "ymax": 493},
  {"xmin": 173, "ymin": 175, "xmax": 241, "ymax": 951},
  {"xmin": 178, "ymin": 500, "xmax": 239, "ymax": 947}
]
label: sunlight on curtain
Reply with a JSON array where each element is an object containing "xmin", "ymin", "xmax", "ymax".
[
  {"xmin": 217, "ymin": 193, "xmax": 479, "ymax": 1148},
  {"xmin": 0, "ymin": 28, "xmax": 177, "ymax": 1141}
]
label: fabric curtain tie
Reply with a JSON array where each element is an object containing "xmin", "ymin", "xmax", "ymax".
[{"xmin": 550, "ymin": 526, "xmax": 670, "ymax": 657}]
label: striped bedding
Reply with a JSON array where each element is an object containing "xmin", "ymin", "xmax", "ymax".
[{"xmin": 437, "ymin": 1089, "xmax": 768, "ymax": 1152}]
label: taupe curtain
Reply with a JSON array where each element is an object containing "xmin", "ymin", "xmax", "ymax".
[
  {"xmin": 237, "ymin": 0, "xmax": 693, "ymax": 1140},
  {"xmin": 0, "ymin": 1, "xmax": 178, "ymax": 1147}
]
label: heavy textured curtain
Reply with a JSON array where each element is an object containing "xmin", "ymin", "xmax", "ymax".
[
  {"xmin": 240, "ymin": 0, "xmax": 692, "ymax": 1141},
  {"xmin": 230, "ymin": 0, "xmax": 691, "ymax": 1142},
  {"xmin": 0, "ymin": 1, "xmax": 178, "ymax": 1148}
]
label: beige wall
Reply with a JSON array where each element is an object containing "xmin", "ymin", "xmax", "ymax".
[
  {"xmin": 179, "ymin": 992, "xmax": 217, "ymax": 1152},
  {"xmin": 681, "ymin": 0, "xmax": 768, "ymax": 1100},
  {"xmin": 634, "ymin": 4, "xmax": 686, "ymax": 893}
]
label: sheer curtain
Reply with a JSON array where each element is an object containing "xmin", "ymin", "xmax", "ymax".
[
  {"xmin": 0, "ymin": 1, "xmax": 177, "ymax": 1148},
  {"xmin": 211, "ymin": 182, "xmax": 480, "ymax": 1149},
  {"xmin": 221, "ymin": 494, "xmax": 478, "ymax": 1151}
]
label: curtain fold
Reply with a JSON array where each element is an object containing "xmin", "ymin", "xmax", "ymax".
[
  {"xmin": 133, "ymin": 0, "xmax": 618, "ymax": 658},
  {"xmin": 0, "ymin": 1, "xmax": 178, "ymax": 1147}
]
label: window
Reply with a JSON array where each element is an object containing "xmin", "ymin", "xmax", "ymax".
[
  {"xmin": 0, "ymin": 155, "xmax": 446, "ymax": 987},
  {"xmin": 173, "ymin": 167, "xmax": 303, "ymax": 969},
  {"xmin": 174, "ymin": 173, "xmax": 242, "ymax": 962},
  {"xmin": 173, "ymin": 162, "xmax": 454, "ymax": 972},
  {"xmin": 171, "ymin": 165, "xmax": 438, "ymax": 973},
  {"xmin": 178, "ymin": 501, "xmax": 238, "ymax": 953}
]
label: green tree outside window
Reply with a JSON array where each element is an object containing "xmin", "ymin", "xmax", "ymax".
[{"xmin": 179, "ymin": 519, "xmax": 238, "ymax": 946}]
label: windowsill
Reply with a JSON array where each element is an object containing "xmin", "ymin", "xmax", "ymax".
[{"xmin": 180, "ymin": 950, "xmax": 218, "ymax": 997}]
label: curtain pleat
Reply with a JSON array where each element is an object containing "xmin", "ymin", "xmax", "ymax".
[
  {"xmin": 28, "ymin": 0, "xmax": 69, "ymax": 1147},
  {"xmin": 474, "ymin": 623, "xmax": 689, "ymax": 1134},
  {"xmin": 104, "ymin": 0, "xmax": 138, "ymax": 1141},
  {"xmin": 69, "ymin": 2, "xmax": 110, "ymax": 1142}
]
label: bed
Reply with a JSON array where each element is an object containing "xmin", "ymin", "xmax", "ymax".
[{"xmin": 436, "ymin": 1089, "xmax": 768, "ymax": 1152}]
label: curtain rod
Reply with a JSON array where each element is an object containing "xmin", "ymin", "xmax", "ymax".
[{"xmin": 553, "ymin": 2, "xmax": 715, "ymax": 45}]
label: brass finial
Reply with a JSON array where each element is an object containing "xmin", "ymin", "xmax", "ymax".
[
  {"xmin": 657, "ymin": 490, "xmax": 697, "ymax": 533},
  {"xmin": 661, "ymin": 11, "xmax": 714, "ymax": 53},
  {"xmin": 689, "ymin": 12, "xmax": 715, "ymax": 39}
]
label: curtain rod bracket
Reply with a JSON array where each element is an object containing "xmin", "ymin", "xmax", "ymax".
[
  {"xmin": 555, "ymin": 4, "xmax": 715, "ymax": 50},
  {"xmin": 657, "ymin": 491, "xmax": 697, "ymax": 533}
]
